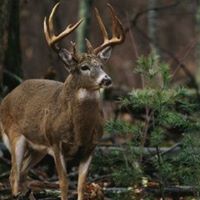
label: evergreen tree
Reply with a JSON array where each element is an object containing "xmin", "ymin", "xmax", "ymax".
[{"xmin": 93, "ymin": 53, "xmax": 200, "ymax": 199}]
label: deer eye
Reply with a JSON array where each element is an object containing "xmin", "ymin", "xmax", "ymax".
[{"xmin": 81, "ymin": 65, "xmax": 90, "ymax": 71}]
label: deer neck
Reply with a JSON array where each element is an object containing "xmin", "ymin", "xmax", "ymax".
[
  {"xmin": 58, "ymin": 75, "xmax": 102, "ymax": 144},
  {"xmin": 60, "ymin": 75, "xmax": 101, "ymax": 105}
]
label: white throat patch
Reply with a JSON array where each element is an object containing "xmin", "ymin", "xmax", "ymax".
[{"xmin": 77, "ymin": 88, "xmax": 100, "ymax": 100}]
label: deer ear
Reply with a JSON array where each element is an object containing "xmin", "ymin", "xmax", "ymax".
[
  {"xmin": 97, "ymin": 46, "xmax": 112, "ymax": 62},
  {"xmin": 58, "ymin": 48, "xmax": 77, "ymax": 67}
]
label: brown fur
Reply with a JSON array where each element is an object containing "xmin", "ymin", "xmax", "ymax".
[
  {"xmin": 0, "ymin": 54, "xmax": 107, "ymax": 200},
  {"xmin": 0, "ymin": 2, "xmax": 125, "ymax": 198}
]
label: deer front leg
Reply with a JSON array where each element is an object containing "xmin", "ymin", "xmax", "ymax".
[
  {"xmin": 77, "ymin": 156, "xmax": 92, "ymax": 200},
  {"xmin": 53, "ymin": 146, "xmax": 68, "ymax": 200}
]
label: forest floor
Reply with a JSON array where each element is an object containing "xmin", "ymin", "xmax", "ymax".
[{"xmin": 0, "ymin": 140, "xmax": 197, "ymax": 200}]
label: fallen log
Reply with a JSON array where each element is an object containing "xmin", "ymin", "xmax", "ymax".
[
  {"xmin": 96, "ymin": 143, "xmax": 181, "ymax": 156},
  {"xmin": 145, "ymin": 185, "xmax": 200, "ymax": 197}
]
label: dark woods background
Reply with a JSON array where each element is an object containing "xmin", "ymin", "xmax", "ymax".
[
  {"xmin": 0, "ymin": 0, "xmax": 199, "ymax": 91},
  {"xmin": 1, "ymin": 0, "xmax": 200, "ymax": 199}
]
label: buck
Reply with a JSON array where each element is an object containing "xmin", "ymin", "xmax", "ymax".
[{"xmin": 0, "ymin": 3, "xmax": 124, "ymax": 200}]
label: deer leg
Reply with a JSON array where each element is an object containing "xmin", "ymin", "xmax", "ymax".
[
  {"xmin": 20, "ymin": 149, "xmax": 46, "ymax": 194},
  {"xmin": 9, "ymin": 135, "xmax": 26, "ymax": 197},
  {"xmin": 77, "ymin": 156, "xmax": 92, "ymax": 200},
  {"xmin": 53, "ymin": 146, "xmax": 68, "ymax": 200}
]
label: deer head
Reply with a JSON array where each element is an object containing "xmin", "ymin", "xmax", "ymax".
[{"xmin": 44, "ymin": 3, "xmax": 125, "ymax": 90}]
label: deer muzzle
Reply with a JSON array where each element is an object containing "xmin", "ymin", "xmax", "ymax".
[{"xmin": 100, "ymin": 75, "xmax": 112, "ymax": 87}]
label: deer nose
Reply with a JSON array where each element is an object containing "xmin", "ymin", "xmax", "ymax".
[{"xmin": 101, "ymin": 75, "xmax": 112, "ymax": 87}]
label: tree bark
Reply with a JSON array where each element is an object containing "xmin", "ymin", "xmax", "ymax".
[
  {"xmin": 147, "ymin": 0, "xmax": 162, "ymax": 87},
  {"xmin": 148, "ymin": 0, "xmax": 160, "ymax": 57},
  {"xmin": 76, "ymin": 0, "xmax": 93, "ymax": 53},
  {"xmin": 0, "ymin": 0, "xmax": 10, "ymax": 88},
  {"xmin": 4, "ymin": 0, "xmax": 23, "ymax": 92}
]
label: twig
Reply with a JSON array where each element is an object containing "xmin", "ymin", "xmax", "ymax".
[
  {"xmin": 3, "ymin": 69, "xmax": 23, "ymax": 84},
  {"xmin": 0, "ymin": 171, "xmax": 10, "ymax": 179},
  {"xmin": 127, "ymin": 0, "xmax": 182, "ymax": 30},
  {"xmin": 171, "ymin": 38, "xmax": 197, "ymax": 78},
  {"xmin": 103, "ymin": 187, "xmax": 133, "ymax": 194},
  {"xmin": 90, "ymin": 174, "xmax": 112, "ymax": 182}
]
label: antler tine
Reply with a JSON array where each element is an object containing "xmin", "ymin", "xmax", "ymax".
[
  {"xmin": 44, "ymin": 3, "xmax": 60, "ymax": 48},
  {"xmin": 48, "ymin": 2, "xmax": 59, "ymax": 38},
  {"xmin": 93, "ymin": 4, "xmax": 125, "ymax": 54},
  {"xmin": 44, "ymin": 3, "xmax": 83, "ymax": 51},
  {"xmin": 52, "ymin": 19, "xmax": 83, "ymax": 45},
  {"xmin": 107, "ymin": 3, "xmax": 123, "ymax": 39},
  {"xmin": 94, "ymin": 7, "xmax": 109, "ymax": 42},
  {"xmin": 44, "ymin": 17, "xmax": 51, "ymax": 46}
]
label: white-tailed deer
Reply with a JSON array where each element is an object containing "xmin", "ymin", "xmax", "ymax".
[{"xmin": 0, "ymin": 3, "xmax": 124, "ymax": 200}]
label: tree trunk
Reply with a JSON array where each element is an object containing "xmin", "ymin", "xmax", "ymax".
[
  {"xmin": 195, "ymin": 0, "xmax": 200, "ymax": 86},
  {"xmin": 76, "ymin": 0, "xmax": 93, "ymax": 53},
  {"xmin": 0, "ymin": 0, "xmax": 10, "ymax": 88},
  {"xmin": 148, "ymin": 0, "xmax": 160, "ymax": 56},
  {"xmin": 3, "ymin": 0, "xmax": 22, "ymax": 93},
  {"xmin": 147, "ymin": 0, "xmax": 162, "ymax": 87}
]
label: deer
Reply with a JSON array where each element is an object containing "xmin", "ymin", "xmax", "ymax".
[{"xmin": 0, "ymin": 3, "xmax": 124, "ymax": 200}]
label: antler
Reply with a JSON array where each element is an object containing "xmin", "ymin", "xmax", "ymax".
[
  {"xmin": 87, "ymin": 4, "xmax": 125, "ymax": 55},
  {"xmin": 44, "ymin": 3, "xmax": 83, "ymax": 52}
]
